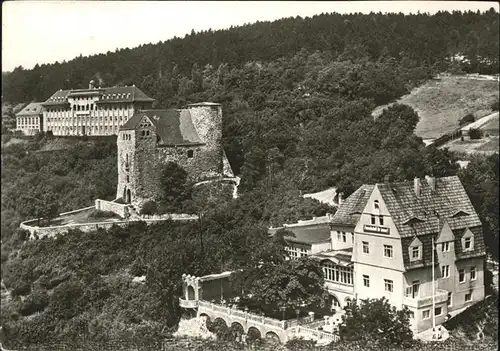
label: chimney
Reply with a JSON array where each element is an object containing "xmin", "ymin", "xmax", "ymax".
[
  {"xmin": 89, "ymin": 80, "xmax": 95, "ymax": 89},
  {"xmin": 414, "ymin": 177, "xmax": 421, "ymax": 197},
  {"xmin": 338, "ymin": 192, "xmax": 343, "ymax": 205},
  {"xmin": 384, "ymin": 174, "xmax": 391, "ymax": 183},
  {"xmin": 425, "ymin": 175, "xmax": 436, "ymax": 192}
]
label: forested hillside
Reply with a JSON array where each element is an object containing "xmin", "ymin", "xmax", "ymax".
[{"xmin": 2, "ymin": 9, "xmax": 499, "ymax": 104}]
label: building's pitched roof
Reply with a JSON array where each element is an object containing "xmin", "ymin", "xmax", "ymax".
[
  {"xmin": 13, "ymin": 102, "xmax": 29, "ymax": 114},
  {"xmin": 310, "ymin": 248, "xmax": 353, "ymax": 266},
  {"xmin": 303, "ymin": 187, "xmax": 337, "ymax": 206},
  {"xmin": 377, "ymin": 176, "xmax": 481, "ymax": 238},
  {"xmin": 330, "ymin": 185, "xmax": 375, "ymax": 226},
  {"xmin": 120, "ymin": 109, "xmax": 203, "ymax": 146},
  {"xmin": 42, "ymin": 86, "xmax": 154, "ymax": 106},
  {"xmin": 377, "ymin": 176, "xmax": 485, "ymax": 269},
  {"xmin": 16, "ymin": 102, "xmax": 44, "ymax": 116},
  {"xmin": 188, "ymin": 102, "xmax": 221, "ymax": 107},
  {"xmin": 269, "ymin": 222, "xmax": 331, "ymax": 245}
]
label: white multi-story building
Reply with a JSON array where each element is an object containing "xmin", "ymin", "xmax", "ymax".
[
  {"xmin": 15, "ymin": 102, "xmax": 44, "ymax": 135},
  {"xmin": 271, "ymin": 176, "xmax": 486, "ymax": 333},
  {"xmin": 41, "ymin": 80, "xmax": 154, "ymax": 136}
]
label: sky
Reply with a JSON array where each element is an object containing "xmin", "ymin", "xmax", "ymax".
[{"xmin": 2, "ymin": 1, "xmax": 499, "ymax": 72}]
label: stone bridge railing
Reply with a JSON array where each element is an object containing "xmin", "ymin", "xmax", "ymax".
[
  {"xmin": 289, "ymin": 325, "xmax": 340, "ymax": 343},
  {"xmin": 196, "ymin": 300, "xmax": 336, "ymax": 344},
  {"xmin": 197, "ymin": 300, "xmax": 289, "ymax": 342}
]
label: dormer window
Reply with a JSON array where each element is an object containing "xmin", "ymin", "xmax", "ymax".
[
  {"xmin": 408, "ymin": 236, "xmax": 423, "ymax": 261},
  {"xmin": 441, "ymin": 242, "xmax": 451, "ymax": 252},
  {"xmin": 187, "ymin": 150, "xmax": 194, "ymax": 158},
  {"xmin": 411, "ymin": 246, "xmax": 421, "ymax": 259},
  {"xmin": 462, "ymin": 229, "xmax": 474, "ymax": 251},
  {"xmin": 464, "ymin": 237, "xmax": 473, "ymax": 251},
  {"xmin": 451, "ymin": 209, "xmax": 470, "ymax": 218}
]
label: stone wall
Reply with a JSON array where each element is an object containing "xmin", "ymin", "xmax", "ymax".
[
  {"xmin": 116, "ymin": 104, "xmax": 226, "ymax": 210},
  {"xmin": 95, "ymin": 199, "xmax": 129, "ymax": 218},
  {"xmin": 20, "ymin": 215, "xmax": 198, "ymax": 240},
  {"xmin": 186, "ymin": 105, "xmax": 223, "ymax": 179},
  {"xmin": 133, "ymin": 126, "xmax": 161, "ymax": 210},
  {"xmin": 116, "ymin": 129, "xmax": 137, "ymax": 202}
]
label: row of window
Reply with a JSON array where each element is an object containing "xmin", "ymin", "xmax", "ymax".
[
  {"xmin": 361, "ymin": 275, "xmax": 394, "ymax": 292},
  {"xmin": 439, "ymin": 238, "xmax": 473, "ymax": 252},
  {"xmin": 47, "ymin": 103, "xmax": 133, "ymax": 113},
  {"xmin": 47, "ymin": 116, "xmax": 127, "ymax": 124},
  {"xmin": 17, "ymin": 117, "xmax": 39, "ymax": 125},
  {"xmin": 285, "ymin": 246, "xmax": 309, "ymax": 258},
  {"xmin": 361, "ymin": 242, "xmax": 394, "ymax": 258},
  {"xmin": 370, "ymin": 214, "xmax": 384, "ymax": 226},
  {"xmin": 419, "ymin": 293, "xmax": 472, "ymax": 320},
  {"xmin": 48, "ymin": 126, "xmax": 119, "ymax": 133},
  {"xmin": 335, "ymin": 231, "xmax": 353, "ymax": 244},
  {"xmin": 323, "ymin": 262, "xmax": 354, "ymax": 285},
  {"xmin": 360, "ymin": 239, "xmax": 473, "ymax": 260},
  {"xmin": 441, "ymin": 265, "xmax": 477, "ymax": 282},
  {"xmin": 140, "ymin": 130, "xmax": 152, "ymax": 138}
]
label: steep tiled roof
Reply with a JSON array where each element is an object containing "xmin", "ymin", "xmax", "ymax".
[
  {"xmin": 377, "ymin": 176, "xmax": 481, "ymax": 238},
  {"xmin": 13, "ymin": 102, "xmax": 29, "ymax": 114},
  {"xmin": 16, "ymin": 102, "xmax": 44, "ymax": 116},
  {"xmin": 378, "ymin": 176, "xmax": 485, "ymax": 269},
  {"xmin": 120, "ymin": 109, "xmax": 203, "ymax": 146},
  {"xmin": 330, "ymin": 185, "xmax": 374, "ymax": 226},
  {"xmin": 42, "ymin": 86, "xmax": 154, "ymax": 106}
]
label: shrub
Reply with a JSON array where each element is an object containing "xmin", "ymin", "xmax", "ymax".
[
  {"xmin": 140, "ymin": 200, "xmax": 158, "ymax": 217},
  {"xmin": 19, "ymin": 290, "xmax": 49, "ymax": 316},
  {"xmin": 491, "ymin": 99, "xmax": 499, "ymax": 111},
  {"xmin": 130, "ymin": 259, "xmax": 147, "ymax": 276},
  {"xmin": 285, "ymin": 337, "xmax": 317, "ymax": 350},
  {"xmin": 468, "ymin": 128, "xmax": 483, "ymax": 139},
  {"xmin": 2, "ymin": 134, "xmax": 12, "ymax": 143},
  {"xmin": 11, "ymin": 283, "xmax": 31, "ymax": 298},
  {"xmin": 459, "ymin": 113, "xmax": 475, "ymax": 126}
]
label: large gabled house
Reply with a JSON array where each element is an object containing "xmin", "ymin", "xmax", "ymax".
[{"xmin": 271, "ymin": 176, "xmax": 486, "ymax": 333}]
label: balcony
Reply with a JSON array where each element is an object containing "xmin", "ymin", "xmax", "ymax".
[
  {"xmin": 324, "ymin": 281, "xmax": 354, "ymax": 295},
  {"xmin": 403, "ymin": 289, "xmax": 449, "ymax": 309},
  {"xmin": 179, "ymin": 298, "xmax": 199, "ymax": 308}
]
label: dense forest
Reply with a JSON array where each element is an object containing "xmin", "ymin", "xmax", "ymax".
[
  {"xmin": 1, "ymin": 8, "xmax": 499, "ymax": 350},
  {"xmin": 2, "ymin": 9, "xmax": 499, "ymax": 103}
]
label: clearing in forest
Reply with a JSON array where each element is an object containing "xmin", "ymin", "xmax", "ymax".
[{"xmin": 372, "ymin": 75, "xmax": 499, "ymax": 140}]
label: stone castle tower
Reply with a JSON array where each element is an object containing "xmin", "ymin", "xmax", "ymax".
[{"xmin": 116, "ymin": 102, "xmax": 229, "ymax": 210}]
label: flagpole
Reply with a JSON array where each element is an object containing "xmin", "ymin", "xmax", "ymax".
[{"xmin": 432, "ymin": 236, "xmax": 436, "ymax": 331}]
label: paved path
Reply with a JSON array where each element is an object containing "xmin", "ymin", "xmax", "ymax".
[
  {"xmin": 193, "ymin": 177, "xmax": 240, "ymax": 199},
  {"xmin": 461, "ymin": 111, "xmax": 499, "ymax": 131}
]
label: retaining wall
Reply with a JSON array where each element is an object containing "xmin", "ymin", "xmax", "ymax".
[
  {"xmin": 95, "ymin": 199, "xmax": 129, "ymax": 218},
  {"xmin": 20, "ymin": 212, "xmax": 198, "ymax": 240}
]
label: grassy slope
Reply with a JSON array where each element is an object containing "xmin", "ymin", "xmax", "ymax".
[{"xmin": 372, "ymin": 76, "xmax": 499, "ymax": 140}]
